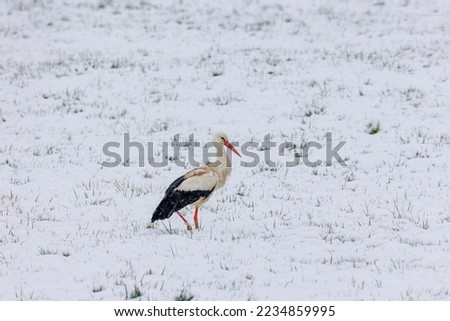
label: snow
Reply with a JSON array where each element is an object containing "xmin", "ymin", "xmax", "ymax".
[{"xmin": 1, "ymin": 0, "xmax": 449, "ymax": 300}]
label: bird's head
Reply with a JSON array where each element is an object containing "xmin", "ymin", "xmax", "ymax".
[{"xmin": 213, "ymin": 131, "xmax": 241, "ymax": 157}]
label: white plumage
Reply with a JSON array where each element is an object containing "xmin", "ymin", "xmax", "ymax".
[{"xmin": 175, "ymin": 170, "xmax": 218, "ymax": 193}]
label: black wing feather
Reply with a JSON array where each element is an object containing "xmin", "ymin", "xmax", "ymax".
[
  {"xmin": 164, "ymin": 174, "xmax": 186, "ymax": 195},
  {"xmin": 151, "ymin": 189, "xmax": 213, "ymax": 222}
]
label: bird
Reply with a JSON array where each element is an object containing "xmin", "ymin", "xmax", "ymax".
[{"xmin": 151, "ymin": 131, "xmax": 241, "ymax": 230}]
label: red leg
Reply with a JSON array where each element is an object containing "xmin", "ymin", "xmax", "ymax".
[
  {"xmin": 177, "ymin": 212, "xmax": 192, "ymax": 231},
  {"xmin": 193, "ymin": 206, "xmax": 199, "ymax": 229}
]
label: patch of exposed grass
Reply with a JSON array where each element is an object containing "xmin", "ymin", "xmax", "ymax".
[
  {"xmin": 128, "ymin": 285, "xmax": 143, "ymax": 300},
  {"xmin": 366, "ymin": 120, "xmax": 380, "ymax": 135},
  {"xmin": 174, "ymin": 289, "xmax": 194, "ymax": 301}
]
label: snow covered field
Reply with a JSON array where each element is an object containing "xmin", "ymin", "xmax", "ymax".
[{"xmin": 1, "ymin": 0, "xmax": 449, "ymax": 300}]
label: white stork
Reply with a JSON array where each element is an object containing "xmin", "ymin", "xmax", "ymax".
[{"xmin": 151, "ymin": 132, "xmax": 241, "ymax": 230}]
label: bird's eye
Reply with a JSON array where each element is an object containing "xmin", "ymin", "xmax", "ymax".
[{"xmin": 221, "ymin": 137, "xmax": 225, "ymax": 141}]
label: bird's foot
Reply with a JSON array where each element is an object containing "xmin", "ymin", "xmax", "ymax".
[{"xmin": 177, "ymin": 212, "xmax": 193, "ymax": 231}]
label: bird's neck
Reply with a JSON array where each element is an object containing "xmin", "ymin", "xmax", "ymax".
[
  {"xmin": 213, "ymin": 145, "xmax": 232, "ymax": 188},
  {"xmin": 215, "ymin": 144, "xmax": 232, "ymax": 166}
]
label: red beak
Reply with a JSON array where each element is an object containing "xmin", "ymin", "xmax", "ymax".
[{"xmin": 224, "ymin": 141, "xmax": 241, "ymax": 157}]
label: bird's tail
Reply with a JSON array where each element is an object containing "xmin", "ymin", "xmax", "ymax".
[{"xmin": 151, "ymin": 195, "xmax": 177, "ymax": 223}]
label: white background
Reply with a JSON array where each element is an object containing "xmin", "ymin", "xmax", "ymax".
[{"xmin": 1, "ymin": 0, "xmax": 449, "ymax": 300}]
